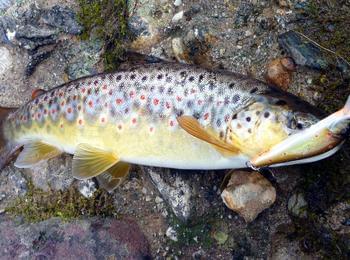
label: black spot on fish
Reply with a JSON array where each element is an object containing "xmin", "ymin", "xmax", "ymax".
[
  {"xmin": 199, "ymin": 74, "xmax": 204, "ymax": 82},
  {"xmin": 116, "ymin": 75, "xmax": 122, "ymax": 81},
  {"xmin": 101, "ymin": 75, "xmax": 106, "ymax": 80},
  {"xmin": 180, "ymin": 71, "xmax": 187, "ymax": 77},
  {"xmin": 296, "ymin": 123, "xmax": 303, "ymax": 130},
  {"xmin": 256, "ymin": 111, "xmax": 260, "ymax": 115},
  {"xmin": 216, "ymin": 119, "xmax": 222, "ymax": 127},
  {"xmin": 232, "ymin": 94, "xmax": 240, "ymax": 103},
  {"xmin": 232, "ymin": 114, "xmax": 237, "ymax": 120},
  {"xmin": 167, "ymin": 87, "xmax": 174, "ymax": 95},
  {"xmin": 248, "ymin": 128, "xmax": 252, "ymax": 133},
  {"xmin": 157, "ymin": 74, "xmax": 163, "ymax": 80},
  {"xmin": 187, "ymin": 100, "xmax": 194, "ymax": 108},
  {"xmin": 229, "ymin": 82, "xmax": 235, "ymax": 89},
  {"xmin": 142, "ymin": 76, "xmax": 147, "ymax": 81},
  {"xmin": 264, "ymin": 111, "xmax": 270, "ymax": 118},
  {"xmin": 166, "ymin": 77, "xmax": 172, "ymax": 83},
  {"xmin": 250, "ymin": 87, "xmax": 258, "ymax": 94},
  {"xmin": 94, "ymin": 88, "xmax": 100, "ymax": 95},
  {"xmin": 189, "ymin": 76, "xmax": 195, "ymax": 82},
  {"xmin": 219, "ymin": 131, "xmax": 224, "ymax": 138},
  {"xmin": 176, "ymin": 109, "xmax": 184, "ymax": 116},
  {"xmin": 130, "ymin": 74, "xmax": 136, "ymax": 80},
  {"xmin": 193, "ymin": 112, "xmax": 200, "ymax": 119},
  {"xmin": 208, "ymin": 95, "xmax": 214, "ymax": 103},
  {"xmin": 159, "ymin": 86, "xmax": 165, "ymax": 94},
  {"xmin": 246, "ymin": 117, "xmax": 251, "ymax": 122},
  {"xmin": 209, "ymin": 82, "xmax": 216, "ymax": 90}
]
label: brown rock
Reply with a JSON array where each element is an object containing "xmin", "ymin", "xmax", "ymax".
[
  {"xmin": 221, "ymin": 170, "xmax": 276, "ymax": 223},
  {"xmin": 265, "ymin": 57, "xmax": 295, "ymax": 90}
]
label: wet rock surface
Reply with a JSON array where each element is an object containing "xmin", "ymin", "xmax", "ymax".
[
  {"xmin": 0, "ymin": 0, "xmax": 349, "ymax": 258},
  {"xmin": 0, "ymin": 216, "xmax": 151, "ymax": 259}
]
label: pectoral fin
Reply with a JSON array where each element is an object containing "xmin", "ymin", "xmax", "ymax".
[
  {"xmin": 177, "ymin": 116, "xmax": 239, "ymax": 156},
  {"xmin": 96, "ymin": 162, "xmax": 131, "ymax": 192},
  {"xmin": 72, "ymin": 143, "xmax": 119, "ymax": 180},
  {"xmin": 14, "ymin": 142, "xmax": 61, "ymax": 168}
]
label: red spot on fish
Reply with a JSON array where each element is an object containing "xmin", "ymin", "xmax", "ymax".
[
  {"xmin": 140, "ymin": 95, "xmax": 145, "ymax": 100},
  {"xmin": 88, "ymin": 100, "xmax": 93, "ymax": 108},
  {"xmin": 109, "ymin": 90, "xmax": 113, "ymax": 96},
  {"xmin": 170, "ymin": 120, "xmax": 174, "ymax": 127},
  {"xmin": 51, "ymin": 109, "xmax": 56, "ymax": 114},
  {"xmin": 101, "ymin": 117, "xmax": 105, "ymax": 123},
  {"xmin": 116, "ymin": 98, "xmax": 123, "ymax": 105},
  {"xmin": 176, "ymin": 96, "xmax": 182, "ymax": 102},
  {"xmin": 216, "ymin": 101, "xmax": 222, "ymax": 106},
  {"xmin": 60, "ymin": 124, "xmax": 64, "ymax": 128},
  {"xmin": 94, "ymin": 80, "xmax": 99, "ymax": 86},
  {"xmin": 166, "ymin": 102, "xmax": 171, "ymax": 109},
  {"xmin": 118, "ymin": 124, "xmax": 122, "ymax": 130},
  {"xmin": 77, "ymin": 105, "xmax": 82, "ymax": 111},
  {"xmin": 61, "ymin": 101, "xmax": 65, "ymax": 106},
  {"xmin": 44, "ymin": 109, "xmax": 48, "ymax": 115},
  {"xmin": 224, "ymin": 114, "xmax": 230, "ymax": 122},
  {"xmin": 204, "ymin": 113, "xmax": 209, "ymax": 120},
  {"xmin": 197, "ymin": 100, "xmax": 203, "ymax": 105},
  {"xmin": 59, "ymin": 92, "xmax": 63, "ymax": 97},
  {"xmin": 67, "ymin": 107, "xmax": 72, "ymax": 114},
  {"xmin": 37, "ymin": 113, "xmax": 41, "ymax": 119},
  {"xmin": 78, "ymin": 119, "xmax": 83, "ymax": 125},
  {"xmin": 81, "ymin": 87, "xmax": 86, "ymax": 93},
  {"xmin": 129, "ymin": 91, "xmax": 135, "ymax": 98},
  {"xmin": 153, "ymin": 98, "xmax": 159, "ymax": 105},
  {"xmin": 103, "ymin": 84, "xmax": 107, "ymax": 90},
  {"xmin": 73, "ymin": 95, "xmax": 77, "ymax": 101},
  {"xmin": 191, "ymin": 88, "xmax": 196, "ymax": 94},
  {"xmin": 132, "ymin": 118, "xmax": 137, "ymax": 124},
  {"xmin": 150, "ymin": 127, "xmax": 154, "ymax": 132}
]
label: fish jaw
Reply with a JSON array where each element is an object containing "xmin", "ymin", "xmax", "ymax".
[{"xmin": 250, "ymin": 105, "xmax": 350, "ymax": 168}]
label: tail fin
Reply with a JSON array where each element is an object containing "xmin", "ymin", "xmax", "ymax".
[
  {"xmin": 343, "ymin": 95, "xmax": 350, "ymax": 115},
  {"xmin": 0, "ymin": 107, "xmax": 19, "ymax": 171}
]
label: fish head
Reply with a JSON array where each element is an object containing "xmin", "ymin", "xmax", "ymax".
[
  {"xmin": 227, "ymin": 99, "xmax": 320, "ymax": 158},
  {"xmin": 249, "ymin": 95, "xmax": 350, "ymax": 168}
]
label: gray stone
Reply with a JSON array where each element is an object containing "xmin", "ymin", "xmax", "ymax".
[
  {"xmin": 0, "ymin": 46, "xmax": 12, "ymax": 75},
  {"xmin": 144, "ymin": 167, "xmax": 193, "ymax": 222},
  {"xmin": 41, "ymin": 5, "xmax": 83, "ymax": 35},
  {"xmin": 221, "ymin": 170, "xmax": 276, "ymax": 223},
  {"xmin": 0, "ymin": 217, "xmax": 151, "ymax": 259},
  {"xmin": 15, "ymin": 24, "xmax": 57, "ymax": 50},
  {"xmin": 77, "ymin": 179, "xmax": 97, "ymax": 198},
  {"xmin": 288, "ymin": 192, "xmax": 308, "ymax": 218},
  {"xmin": 278, "ymin": 31, "xmax": 350, "ymax": 74},
  {"xmin": 25, "ymin": 154, "xmax": 74, "ymax": 192},
  {"xmin": 0, "ymin": 0, "xmax": 14, "ymax": 11},
  {"xmin": 0, "ymin": 164, "xmax": 27, "ymax": 209}
]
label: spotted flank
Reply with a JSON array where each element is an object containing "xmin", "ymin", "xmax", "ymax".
[{"xmin": 1, "ymin": 61, "xmax": 343, "ymax": 192}]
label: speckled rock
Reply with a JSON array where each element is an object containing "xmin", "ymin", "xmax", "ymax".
[
  {"xmin": 0, "ymin": 46, "xmax": 12, "ymax": 75},
  {"xmin": 221, "ymin": 170, "xmax": 276, "ymax": 223},
  {"xmin": 0, "ymin": 164, "xmax": 27, "ymax": 209},
  {"xmin": 143, "ymin": 167, "xmax": 193, "ymax": 222},
  {"xmin": 0, "ymin": 217, "xmax": 151, "ymax": 259},
  {"xmin": 288, "ymin": 192, "xmax": 308, "ymax": 218},
  {"xmin": 24, "ymin": 154, "xmax": 74, "ymax": 192}
]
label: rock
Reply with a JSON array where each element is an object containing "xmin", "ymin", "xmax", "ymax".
[
  {"xmin": 25, "ymin": 154, "xmax": 74, "ymax": 192},
  {"xmin": 278, "ymin": 31, "xmax": 350, "ymax": 74},
  {"xmin": 26, "ymin": 46, "xmax": 54, "ymax": 76},
  {"xmin": 288, "ymin": 192, "xmax": 308, "ymax": 218},
  {"xmin": 0, "ymin": 217, "xmax": 151, "ymax": 259},
  {"xmin": 15, "ymin": 24, "xmax": 57, "ymax": 50},
  {"xmin": 221, "ymin": 170, "xmax": 276, "ymax": 223},
  {"xmin": 234, "ymin": 2, "xmax": 255, "ymax": 26},
  {"xmin": 0, "ymin": 46, "xmax": 12, "ymax": 75},
  {"xmin": 323, "ymin": 201, "xmax": 350, "ymax": 235},
  {"xmin": 0, "ymin": 165, "xmax": 27, "ymax": 209},
  {"xmin": 143, "ymin": 167, "xmax": 193, "ymax": 222},
  {"xmin": 0, "ymin": 0, "xmax": 14, "ymax": 11},
  {"xmin": 173, "ymin": 0, "xmax": 182, "ymax": 7},
  {"xmin": 172, "ymin": 10, "xmax": 184, "ymax": 23},
  {"xmin": 166, "ymin": 226, "xmax": 178, "ymax": 241},
  {"xmin": 171, "ymin": 37, "xmax": 191, "ymax": 64},
  {"xmin": 41, "ymin": 5, "xmax": 83, "ymax": 35},
  {"xmin": 265, "ymin": 57, "xmax": 295, "ymax": 90},
  {"xmin": 77, "ymin": 179, "xmax": 97, "ymax": 198},
  {"xmin": 270, "ymin": 224, "xmax": 313, "ymax": 259}
]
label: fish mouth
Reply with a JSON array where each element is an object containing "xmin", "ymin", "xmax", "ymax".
[{"xmin": 249, "ymin": 128, "xmax": 343, "ymax": 168}]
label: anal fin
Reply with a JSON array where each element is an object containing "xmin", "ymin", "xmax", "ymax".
[
  {"xmin": 14, "ymin": 141, "xmax": 61, "ymax": 168},
  {"xmin": 72, "ymin": 143, "xmax": 119, "ymax": 180},
  {"xmin": 96, "ymin": 162, "xmax": 131, "ymax": 192}
]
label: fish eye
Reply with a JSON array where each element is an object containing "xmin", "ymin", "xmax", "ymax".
[{"xmin": 296, "ymin": 123, "xmax": 304, "ymax": 130}]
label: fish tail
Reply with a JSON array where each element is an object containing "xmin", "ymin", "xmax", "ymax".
[
  {"xmin": 0, "ymin": 107, "xmax": 19, "ymax": 170},
  {"xmin": 343, "ymin": 95, "xmax": 350, "ymax": 115}
]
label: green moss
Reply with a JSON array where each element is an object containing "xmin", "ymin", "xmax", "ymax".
[
  {"xmin": 6, "ymin": 181, "xmax": 116, "ymax": 223},
  {"xmin": 77, "ymin": 0, "xmax": 128, "ymax": 72}
]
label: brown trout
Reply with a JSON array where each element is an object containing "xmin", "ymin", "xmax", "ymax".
[{"xmin": 0, "ymin": 62, "xmax": 347, "ymax": 191}]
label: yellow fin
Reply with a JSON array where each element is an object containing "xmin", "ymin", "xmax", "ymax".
[
  {"xmin": 177, "ymin": 116, "xmax": 239, "ymax": 156},
  {"xmin": 96, "ymin": 162, "xmax": 131, "ymax": 192},
  {"xmin": 72, "ymin": 143, "xmax": 119, "ymax": 180},
  {"xmin": 14, "ymin": 142, "xmax": 61, "ymax": 168}
]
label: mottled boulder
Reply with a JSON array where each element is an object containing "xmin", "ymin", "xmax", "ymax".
[
  {"xmin": 0, "ymin": 217, "xmax": 151, "ymax": 259},
  {"xmin": 221, "ymin": 170, "xmax": 276, "ymax": 223}
]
